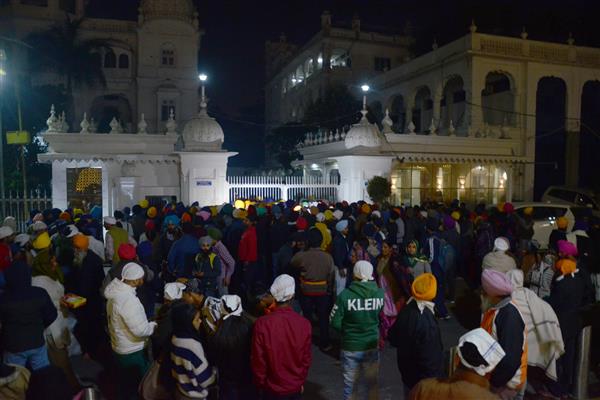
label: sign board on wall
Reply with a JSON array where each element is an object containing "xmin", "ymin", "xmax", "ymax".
[{"xmin": 196, "ymin": 180, "xmax": 212, "ymax": 187}]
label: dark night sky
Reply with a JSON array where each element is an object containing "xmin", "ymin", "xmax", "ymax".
[{"xmin": 87, "ymin": 0, "xmax": 600, "ymax": 169}]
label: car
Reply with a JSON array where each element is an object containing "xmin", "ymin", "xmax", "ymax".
[
  {"xmin": 541, "ymin": 186, "xmax": 600, "ymax": 216},
  {"xmin": 513, "ymin": 202, "xmax": 591, "ymax": 249}
]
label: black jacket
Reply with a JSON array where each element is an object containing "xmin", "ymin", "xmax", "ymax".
[
  {"xmin": 389, "ymin": 300, "xmax": 443, "ymax": 389},
  {"xmin": 549, "ymin": 271, "xmax": 593, "ymax": 340},
  {"xmin": 0, "ymin": 261, "xmax": 57, "ymax": 352}
]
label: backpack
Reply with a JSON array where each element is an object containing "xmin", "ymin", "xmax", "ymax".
[{"xmin": 428, "ymin": 236, "xmax": 455, "ymax": 272}]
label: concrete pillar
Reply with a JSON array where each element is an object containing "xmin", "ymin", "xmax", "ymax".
[
  {"xmin": 51, "ymin": 161, "xmax": 68, "ymax": 210},
  {"xmin": 465, "ymin": 72, "xmax": 484, "ymax": 137},
  {"xmin": 565, "ymin": 82, "xmax": 582, "ymax": 187},
  {"xmin": 405, "ymin": 98, "xmax": 414, "ymax": 133},
  {"xmin": 432, "ymin": 91, "xmax": 442, "ymax": 133}
]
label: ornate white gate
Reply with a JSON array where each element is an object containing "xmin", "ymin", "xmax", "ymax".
[{"xmin": 227, "ymin": 175, "xmax": 339, "ymax": 203}]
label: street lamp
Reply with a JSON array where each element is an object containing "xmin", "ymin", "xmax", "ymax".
[
  {"xmin": 198, "ymin": 73, "xmax": 208, "ymax": 104},
  {"xmin": 360, "ymin": 83, "xmax": 370, "ymax": 109}
]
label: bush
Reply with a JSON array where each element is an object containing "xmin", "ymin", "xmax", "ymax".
[{"xmin": 366, "ymin": 176, "xmax": 391, "ymax": 204}]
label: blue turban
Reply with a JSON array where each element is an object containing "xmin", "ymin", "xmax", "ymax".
[{"xmin": 336, "ymin": 219, "xmax": 349, "ymax": 232}]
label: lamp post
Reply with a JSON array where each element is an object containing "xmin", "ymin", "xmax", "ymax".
[
  {"xmin": 0, "ymin": 49, "xmax": 6, "ymax": 218},
  {"xmin": 360, "ymin": 84, "xmax": 370, "ymax": 110},
  {"xmin": 198, "ymin": 73, "xmax": 207, "ymax": 103}
]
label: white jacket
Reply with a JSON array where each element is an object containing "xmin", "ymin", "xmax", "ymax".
[{"xmin": 104, "ymin": 278, "xmax": 156, "ymax": 354}]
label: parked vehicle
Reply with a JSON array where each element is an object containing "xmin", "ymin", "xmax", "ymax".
[
  {"xmin": 541, "ymin": 186, "xmax": 600, "ymax": 216},
  {"xmin": 513, "ymin": 202, "xmax": 591, "ymax": 249}
]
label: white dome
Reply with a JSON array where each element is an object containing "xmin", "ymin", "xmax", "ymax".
[
  {"xmin": 140, "ymin": 0, "xmax": 195, "ymax": 22},
  {"xmin": 344, "ymin": 110, "xmax": 382, "ymax": 149},
  {"xmin": 182, "ymin": 102, "xmax": 224, "ymax": 150}
]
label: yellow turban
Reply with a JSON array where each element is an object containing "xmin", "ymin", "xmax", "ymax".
[
  {"xmin": 361, "ymin": 203, "xmax": 371, "ymax": 214},
  {"xmin": 451, "ymin": 211, "xmax": 460, "ymax": 221},
  {"xmin": 496, "ymin": 202, "xmax": 505, "ymax": 212},
  {"xmin": 210, "ymin": 206, "xmax": 218, "ymax": 217},
  {"xmin": 234, "ymin": 199, "xmax": 245, "ymax": 210},
  {"xmin": 139, "ymin": 199, "xmax": 149, "ymax": 209},
  {"xmin": 33, "ymin": 232, "xmax": 51, "ymax": 250},
  {"xmin": 324, "ymin": 209, "xmax": 334, "ymax": 221},
  {"xmin": 412, "ymin": 273, "xmax": 437, "ymax": 301},
  {"xmin": 147, "ymin": 206, "xmax": 157, "ymax": 219}
]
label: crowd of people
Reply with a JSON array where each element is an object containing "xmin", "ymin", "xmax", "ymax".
[{"xmin": 0, "ymin": 198, "xmax": 598, "ymax": 400}]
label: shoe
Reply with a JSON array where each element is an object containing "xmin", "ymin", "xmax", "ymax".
[
  {"xmin": 320, "ymin": 345, "xmax": 333, "ymax": 352},
  {"xmin": 440, "ymin": 315, "xmax": 451, "ymax": 320}
]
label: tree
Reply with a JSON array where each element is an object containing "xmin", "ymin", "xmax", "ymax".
[
  {"xmin": 367, "ymin": 176, "xmax": 391, "ymax": 204},
  {"xmin": 303, "ymin": 83, "xmax": 362, "ymax": 129},
  {"xmin": 25, "ymin": 16, "xmax": 109, "ymax": 117}
]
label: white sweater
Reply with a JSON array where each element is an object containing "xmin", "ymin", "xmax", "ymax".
[{"xmin": 104, "ymin": 278, "xmax": 156, "ymax": 354}]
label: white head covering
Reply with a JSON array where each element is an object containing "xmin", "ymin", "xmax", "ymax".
[
  {"xmin": 14, "ymin": 233, "xmax": 30, "ymax": 248},
  {"xmin": 494, "ymin": 237, "xmax": 509, "ymax": 252},
  {"xmin": 220, "ymin": 294, "xmax": 243, "ymax": 320},
  {"xmin": 316, "ymin": 213, "xmax": 325, "ymax": 222},
  {"xmin": 270, "ymin": 274, "xmax": 295, "ymax": 302},
  {"xmin": 419, "ymin": 210, "xmax": 428, "ymax": 218},
  {"xmin": 371, "ymin": 210, "xmax": 381, "ymax": 219},
  {"xmin": 333, "ymin": 210, "xmax": 343, "ymax": 220},
  {"xmin": 2, "ymin": 216, "xmax": 17, "ymax": 232},
  {"xmin": 164, "ymin": 282, "xmax": 186, "ymax": 301},
  {"xmin": 0, "ymin": 226, "xmax": 13, "ymax": 240},
  {"xmin": 354, "ymin": 260, "xmax": 374, "ymax": 282},
  {"xmin": 65, "ymin": 224, "xmax": 79, "ymax": 238},
  {"xmin": 103, "ymin": 216, "xmax": 117, "ymax": 225},
  {"xmin": 458, "ymin": 328, "xmax": 506, "ymax": 376},
  {"xmin": 32, "ymin": 221, "xmax": 47, "ymax": 232},
  {"xmin": 121, "ymin": 262, "xmax": 145, "ymax": 281}
]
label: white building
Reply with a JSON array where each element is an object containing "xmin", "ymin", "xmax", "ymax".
[
  {"xmin": 295, "ymin": 25, "xmax": 600, "ymax": 205},
  {"xmin": 0, "ymin": 0, "xmax": 202, "ymax": 133},
  {"xmin": 37, "ymin": 89, "xmax": 236, "ymax": 216}
]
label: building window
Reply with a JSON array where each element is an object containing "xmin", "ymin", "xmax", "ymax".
[
  {"xmin": 118, "ymin": 54, "xmax": 129, "ymax": 69},
  {"xmin": 161, "ymin": 100, "xmax": 176, "ymax": 121},
  {"xmin": 374, "ymin": 57, "xmax": 391, "ymax": 72},
  {"xmin": 104, "ymin": 51, "xmax": 116, "ymax": 68},
  {"xmin": 161, "ymin": 45, "xmax": 176, "ymax": 66}
]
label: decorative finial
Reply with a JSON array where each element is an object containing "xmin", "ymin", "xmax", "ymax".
[
  {"xmin": 59, "ymin": 111, "xmax": 69, "ymax": 132},
  {"xmin": 137, "ymin": 113, "xmax": 148, "ymax": 134},
  {"xmin": 432, "ymin": 37, "xmax": 438, "ymax": 50},
  {"xmin": 382, "ymin": 109, "xmax": 393, "ymax": 134},
  {"xmin": 46, "ymin": 104, "xmax": 59, "ymax": 132},
  {"xmin": 407, "ymin": 120, "xmax": 416, "ymax": 134},
  {"xmin": 165, "ymin": 108, "xmax": 177, "ymax": 135},
  {"xmin": 448, "ymin": 120, "xmax": 456, "ymax": 136},
  {"xmin": 429, "ymin": 118, "xmax": 437, "ymax": 135},
  {"xmin": 89, "ymin": 118, "xmax": 97, "ymax": 133},
  {"xmin": 567, "ymin": 32, "xmax": 574, "ymax": 45},
  {"xmin": 109, "ymin": 117, "xmax": 122, "ymax": 134},
  {"xmin": 520, "ymin": 27, "xmax": 528, "ymax": 40},
  {"xmin": 469, "ymin": 19, "xmax": 477, "ymax": 33},
  {"xmin": 80, "ymin": 112, "xmax": 90, "ymax": 134}
]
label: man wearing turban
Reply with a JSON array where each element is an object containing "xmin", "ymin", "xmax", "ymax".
[
  {"xmin": 480, "ymin": 269, "xmax": 527, "ymax": 398},
  {"xmin": 389, "ymin": 273, "xmax": 444, "ymax": 395}
]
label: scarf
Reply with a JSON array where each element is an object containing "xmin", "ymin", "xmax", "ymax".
[
  {"xmin": 32, "ymin": 248, "xmax": 64, "ymax": 284},
  {"xmin": 404, "ymin": 240, "xmax": 429, "ymax": 268}
]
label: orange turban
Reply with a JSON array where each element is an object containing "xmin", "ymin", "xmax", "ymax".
[
  {"xmin": 556, "ymin": 259, "xmax": 577, "ymax": 276},
  {"xmin": 412, "ymin": 273, "xmax": 437, "ymax": 301},
  {"xmin": 72, "ymin": 234, "xmax": 89, "ymax": 250}
]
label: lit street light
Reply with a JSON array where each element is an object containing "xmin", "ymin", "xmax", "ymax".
[
  {"xmin": 199, "ymin": 73, "xmax": 208, "ymax": 101},
  {"xmin": 360, "ymin": 83, "xmax": 370, "ymax": 109}
]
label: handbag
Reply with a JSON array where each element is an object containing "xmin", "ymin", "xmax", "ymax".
[{"xmin": 139, "ymin": 360, "xmax": 172, "ymax": 400}]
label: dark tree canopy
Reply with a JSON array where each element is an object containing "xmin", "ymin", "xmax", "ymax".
[{"xmin": 367, "ymin": 176, "xmax": 391, "ymax": 204}]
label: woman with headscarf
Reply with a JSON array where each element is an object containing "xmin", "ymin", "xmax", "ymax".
[
  {"xmin": 170, "ymin": 303, "xmax": 217, "ymax": 400},
  {"xmin": 376, "ymin": 240, "xmax": 411, "ymax": 345},
  {"xmin": 548, "ymin": 240, "xmax": 594, "ymax": 397},
  {"xmin": 31, "ymin": 232, "xmax": 64, "ymax": 284},
  {"xmin": 403, "ymin": 240, "xmax": 432, "ymax": 280},
  {"xmin": 207, "ymin": 295, "xmax": 256, "ymax": 400}
]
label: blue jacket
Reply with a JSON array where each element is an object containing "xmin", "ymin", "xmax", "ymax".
[
  {"xmin": 167, "ymin": 234, "xmax": 200, "ymax": 278},
  {"xmin": 332, "ymin": 232, "xmax": 350, "ymax": 270}
]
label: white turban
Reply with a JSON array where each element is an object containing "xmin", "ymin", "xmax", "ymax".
[
  {"xmin": 65, "ymin": 224, "xmax": 79, "ymax": 238},
  {"xmin": 220, "ymin": 294, "xmax": 243, "ymax": 320},
  {"xmin": 270, "ymin": 274, "xmax": 295, "ymax": 302},
  {"xmin": 121, "ymin": 262, "xmax": 144, "ymax": 281},
  {"xmin": 354, "ymin": 260, "xmax": 374, "ymax": 282},
  {"xmin": 458, "ymin": 328, "xmax": 506, "ymax": 376},
  {"xmin": 316, "ymin": 213, "xmax": 325, "ymax": 222},
  {"xmin": 0, "ymin": 226, "xmax": 13, "ymax": 240},
  {"xmin": 164, "ymin": 282, "xmax": 186, "ymax": 301},
  {"xmin": 494, "ymin": 237, "xmax": 509, "ymax": 252},
  {"xmin": 103, "ymin": 216, "xmax": 117, "ymax": 225},
  {"xmin": 333, "ymin": 210, "xmax": 343, "ymax": 220},
  {"xmin": 31, "ymin": 221, "xmax": 47, "ymax": 232},
  {"xmin": 371, "ymin": 210, "xmax": 381, "ymax": 219},
  {"xmin": 14, "ymin": 233, "xmax": 30, "ymax": 248}
]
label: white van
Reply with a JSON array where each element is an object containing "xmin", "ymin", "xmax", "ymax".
[
  {"xmin": 513, "ymin": 202, "xmax": 590, "ymax": 249},
  {"xmin": 541, "ymin": 186, "xmax": 600, "ymax": 216}
]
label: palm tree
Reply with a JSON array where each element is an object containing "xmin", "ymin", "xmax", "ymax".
[{"xmin": 25, "ymin": 16, "xmax": 109, "ymax": 118}]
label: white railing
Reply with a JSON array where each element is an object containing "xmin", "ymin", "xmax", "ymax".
[
  {"xmin": 0, "ymin": 189, "xmax": 52, "ymax": 232},
  {"xmin": 227, "ymin": 175, "xmax": 339, "ymax": 203}
]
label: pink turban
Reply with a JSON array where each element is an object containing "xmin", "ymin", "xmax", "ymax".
[
  {"xmin": 198, "ymin": 210, "xmax": 211, "ymax": 221},
  {"xmin": 557, "ymin": 240, "xmax": 578, "ymax": 257},
  {"xmin": 482, "ymin": 269, "xmax": 513, "ymax": 297}
]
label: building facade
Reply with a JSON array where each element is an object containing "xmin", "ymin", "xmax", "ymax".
[
  {"xmin": 264, "ymin": 11, "xmax": 412, "ymax": 147},
  {"xmin": 295, "ymin": 25, "xmax": 600, "ymax": 205},
  {"xmin": 0, "ymin": 0, "xmax": 203, "ymax": 133}
]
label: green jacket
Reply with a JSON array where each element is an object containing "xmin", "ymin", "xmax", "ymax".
[{"xmin": 330, "ymin": 280, "xmax": 384, "ymax": 351}]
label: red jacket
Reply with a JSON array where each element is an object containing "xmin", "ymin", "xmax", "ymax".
[
  {"xmin": 238, "ymin": 225, "xmax": 258, "ymax": 263},
  {"xmin": 251, "ymin": 306, "xmax": 312, "ymax": 396}
]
